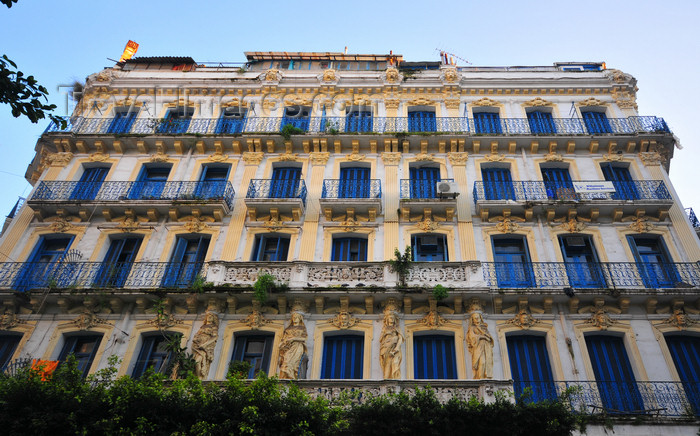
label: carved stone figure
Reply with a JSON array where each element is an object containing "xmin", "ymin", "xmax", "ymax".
[
  {"xmin": 466, "ymin": 312, "xmax": 494, "ymax": 379},
  {"xmin": 192, "ymin": 311, "xmax": 219, "ymax": 379},
  {"xmin": 278, "ymin": 310, "xmax": 307, "ymax": 379},
  {"xmin": 379, "ymin": 310, "xmax": 403, "ymax": 379}
]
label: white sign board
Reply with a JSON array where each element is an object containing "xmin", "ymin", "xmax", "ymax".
[{"xmin": 572, "ymin": 181, "xmax": 616, "ymax": 193}]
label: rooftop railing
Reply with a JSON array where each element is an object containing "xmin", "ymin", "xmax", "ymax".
[
  {"xmin": 686, "ymin": 208, "xmax": 700, "ymax": 229},
  {"xmin": 0, "ymin": 261, "xmax": 207, "ymax": 291},
  {"xmin": 321, "ymin": 179, "xmax": 381, "ymax": 199},
  {"xmin": 473, "ymin": 180, "xmax": 672, "ymax": 203},
  {"xmin": 482, "ymin": 261, "xmax": 700, "ymax": 289},
  {"xmin": 246, "ymin": 179, "xmax": 307, "ymax": 206},
  {"xmin": 400, "ymin": 179, "xmax": 455, "ymax": 199},
  {"xmin": 44, "ymin": 116, "xmax": 670, "ymax": 136},
  {"xmin": 516, "ymin": 380, "xmax": 699, "ymax": 417},
  {"xmin": 29, "ymin": 180, "xmax": 235, "ymax": 210}
]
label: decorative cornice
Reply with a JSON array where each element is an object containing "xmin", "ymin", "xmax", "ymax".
[
  {"xmin": 309, "ymin": 152, "xmax": 330, "ymax": 166},
  {"xmin": 578, "ymin": 97, "xmax": 606, "ymax": 107},
  {"xmin": 506, "ymin": 309, "xmax": 540, "ymax": 329},
  {"xmin": 447, "ymin": 152, "xmax": 469, "ymax": 166},
  {"xmin": 381, "ymin": 152, "xmax": 402, "ymax": 166},
  {"xmin": 88, "ymin": 152, "xmax": 110, "ymax": 162},
  {"xmin": 639, "ymin": 151, "xmax": 663, "ymax": 167},
  {"xmin": 242, "ymin": 152, "xmax": 264, "ymax": 165},
  {"xmin": 471, "ymin": 97, "xmax": 500, "ymax": 107},
  {"xmin": 524, "ymin": 97, "xmax": 553, "ymax": 107}
]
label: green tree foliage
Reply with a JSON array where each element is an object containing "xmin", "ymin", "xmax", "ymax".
[{"xmin": 0, "ymin": 357, "xmax": 582, "ymax": 435}]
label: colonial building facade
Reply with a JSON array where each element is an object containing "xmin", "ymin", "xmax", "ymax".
[{"xmin": 1, "ymin": 51, "xmax": 698, "ymax": 433}]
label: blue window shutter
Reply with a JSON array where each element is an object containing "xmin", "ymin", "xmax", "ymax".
[
  {"xmin": 107, "ymin": 110, "xmax": 137, "ymax": 133},
  {"xmin": 666, "ymin": 336, "xmax": 700, "ymax": 414},
  {"xmin": 541, "ymin": 167, "xmax": 574, "ymax": 200},
  {"xmin": 232, "ymin": 334, "xmax": 274, "ymax": 378},
  {"xmin": 130, "ymin": 165, "xmax": 171, "ymax": 199},
  {"xmin": 339, "ymin": 167, "xmax": 370, "ymax": 198},
  {"xmin": 331, "ymin": 238, "xmax": 367, "ymax": 261},
  {"xmin": 601, "ymin": 164, "xmax": 639, "ymax": 200},
  {"xmin": 0, "ymin": 335, "xmax": 21, "ymax": 370},
  {"xmin": 15, "ymin": 236, "xmax": 73, "ymax": 291},
  {"xmin": 413, "ymin": 335, "xmax": 456, "ymax": 379},
  {"xmin": 474, "ymin": 112, "xmax": 502, "ymax": 134},
  {"xmin": 411, "ymin": 234, "xmax": 448, "ymax": 262},
  {"xmin": 492, "ymin": 237, "xmax": 534, "ymax": 288},
  {"xmin": 253, "ymin": 236, "xmax": 290, "ymax": 261},
  {"xmin": 197, "ymin": 164, "xmax": 230, "ymax": 199},
  {"xmin": 559, "ymin": 235, "xmax": 606, "ymax": 288},
  {"xmin": 408, "ymin": 111, "xmax": 436, "ymax": 132},
  {"xmin": 70, "ymin": 167, "xmax": 109, "ymax": 200},
  {"xmin": 627, "ymin": 235, "xmax": 678, "ymax": 288},
  {"xmin": 409, "ymin": 167, "xmax": 440, "ymax": 199},
  {"xmin": 321, "ymin": 335, "xmax": 364, "ymax": 379},
  {"xmin": 481, "ymin": 167, "xmax": 514, "ymax": 200},
  {"xmin": 163, "ymin": 236, "xmax": 210, "ymax": 287},
  {"xmin": 527, "ymin": 111, "xmax": 556, "ymax": 134},
  {"xmin": 95, "ymin": 237, "xmax": 142, "ymax": 287},
  {"xmin": 133, "ymin": 334, "xmax": 178, "ymax": 378},
  {"xmin": 346, "ymin": 110, "xmax": 373, "ymax": 133},
  {"xmin": 58, "ymin": 335, "xmax": 102, "ymax": 377},
  {"xmin": 270, "ymin": 167, "xmax": 301, "ymax": 199},
  {"xmin": 507, "ymin": 335, "xmax": 556, "ymax": 402},
  {"xmin": 585, "ymin": 335, "xmax": 644, "ymax": 412},
  {"xmin": 582, "ymin": 111, "xmax": 611, "ymax": 134}
]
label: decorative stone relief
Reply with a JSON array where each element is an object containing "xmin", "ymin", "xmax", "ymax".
[
  {"xmin": 192, "ymin": 310, "xmax": 219, "ymax": 379},
  {"xmin": 414, "ymin": 153, "xmax": 435, "ymax": 162},
  {"xmin": 321, "ymin": 69, "xmax": 336, "ymax": 83},
  {"xmin": 307, "ymin": 265, "xmax": 384, "ymax": 285},
  {"xmin": 88, "ymin": 152, "xmax": 110, "ymax": 162},
  {"xmin": 544, "ymin": 152, "xmax": 563, "ymax": 162},
  {"xmin": 49, "ymin": 217, "xmax": 76, "ymax": 233},
  {"xmin": 406, "ymin": 265, "xmax": 467, "ymax": 284},
  {"xmin": 506, "ymin": 309, "xmax": 540, "ymax": 329},
  {"xmin": 467, "ymin": 311, "xmax": 494, "ymax": 379},
  {"xmin": 656, "ymin": 301, "xmax": 700, "ymax": 330},
  {"xmin": 639, "ymin": 151, "xmax": 663, "ymax": 167},
  {"xmin": 384, "ymin": 67, "xmax": 401, "ymax": 84},
  {"xmin": 489, "ymin": 211, "xmax": 525, "ymax": 233},
  {"xmin": 414, "ymin": 298, "xmax": 453, "ymax": 329},
  {"xmin": 262, "ymin": 69, "xmax": 281, "ymax": 82},
  {"xmin": 471, "ymin": 97, "xmax": 500, "ymax": 107},
  {"xmin": 42, "ymin": 152, "xmax": 74, "ymax": 168},
  {"xmin": 578, "ymin": 97, "xmax": 606, "ymax": 107},
  {"xmin": 278, "ymin": 307, "xmax": 308, "ymax": 379},
  {"xmin": 239, "ymin": 300, "xmax": 277, "ymax": 329},
  {"xmin": 553, "ymin": 216, "xmax": 589, "ymax": 233},
  {"xmin": 0, "ymin": 308, "xmax": 23, "ymax": 330},
  {"xmin": 484, "ymin": 153, "xmax": 505, "ymax": 162},
  {"xmin": 325, "ymin": 297, "xmax": 364, "ymax": 329},
  {"xmin": 309, "ymin": 152, "xmax": 330, "ymax": 166},
  {"xmin": 71, "ymin": 310, "xmax": 110, "ymax": 330},
  {"xmin": 442, "ymin": 68, "xmax": 459, "ymax": 84},
  {"xmin": 579, "ymin": 298, "xmax": 620, "ymax": 330},
  {"xmin": 242, "ymin": 152, "xmax": 264, "ymax": 166},
  {"xmin": 447, "ymin": 152, "xmax": 469, "ymax": 166},
  {"xmin": 381, "ymin": 152, "xmax": 401, "ymax": 166},
  {"xmin": 380, "ymin": 302, "xmax": 403, "ymax": 379},
  {"xmin": 524, "ymin": 97, "xmax": 552, "ymax": 107},
  {"xmin": 224, "ymin": 266, "xmax": 292, "ymax": 283},
  {"xmin": 621, "ymin": 213, "xmax": 657, "ymax": 233}
]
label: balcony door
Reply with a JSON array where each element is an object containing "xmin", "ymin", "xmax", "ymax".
[
  {"xmin": 527, "ymin": 111, "xmax": 556, "ymax": 134},
  {"xmin": 107, "ymin": 109, "xmax": 137, "ymax": 133},
  {"xmin": 15, "ymin": 236, "xmax": 73, "ymax": 291},
  {"xmin": 69, "ymin": 167, "xmax": 109, "ymax": 200},
  {"xmin": 331, "ymin": 237, "xmax": 367, "ymax": 261},
  {"xmin": 585, "ymin": 335, "xmax": 644, "ymax": 413},
  {"xmin": 157, "ymin": 107, "xmax": 193, "ymax": 134},
  {"xmin": 507, "ymin": 335, "xmax": 557, "ymax": 402},
  {"xmin": 269, "ymin": 167, "xmax": 301, "ymax": 199},
  {"xmin": 231, "ymin": 334, "xmax": 274, "ymax": 379},
  {"xmin": 281, "ymin": 106, "xmax": 310, "ymax": 132},
  {"xmin": 195, "ymin": 164, "xmax": 230, "ymax": 200},
  {"xmin": 216, "ymin": 107, "xmax": 246, "ymax": 134},
  {"xmin": 628, "ymin": 235, "xmax": 678, "ymax": 288},
  {"xmin": 492, "ymin": 237, "xmax": 534, "ymax": 288},
  {"xmin": 481, "ymin": 167, "xmax": 514, "ymax": 200},
  {"xmin": 346, "ymin": 109, "xmax": 372, "ymax": 133},
  {"xmin": 559, "ymin": 235, "xmax": 606, "ymax": 288},
  {"xmin": 474, "ymin": 112, "xmax": 502, "ymax": 134},
  {"xmin": 132, "ymin": 333, "xmax": 178, "ymax": 378},
  {"xmin": 94, "ymin": 237, "xmax": 142, "ymax": 288},
  {"xmin": 601, "ymin": 164, "xmax": 639, "ymax": 200},
  {"xmin": 413, "ymin": 334, "xmax": 457, "ymax": 379},
  {"xmin": 339, "ymin": 167, "xmax": 370, "ymax": 198},
  {"xmin": 541, "ymin": 167, "xmax": 574, "ymax": 200},
  {"xmin": 408, "ymin": 109, "xmax": 436, "ymax": 132},
  {"xmin": 321, "ymin": 335, "xmax": 364, "ymax": 379},
  {"xmin": 412, "ymin": 234, "xmax": 447, "ymax": 262},
  {"xmin": 409, "ymin": 167, "xmax": 439, "ymax": 199},
  {"xmin": 582, "ymin": 111, "xmax": 611, "ymax": 134},
  {"xmin": 129, "ymin": 165, "xmax": 171, "ymax": 200},
  {"xmin": 665, "ymin": 335, "xmax": 700, "ymax": 415},
  {"xmin": 58, "ymin": 335, "xmax": 102, "ymax": 377},
  {"xmin": 162, "ymin": 235, "xmax": 209, "ymax": 288}
]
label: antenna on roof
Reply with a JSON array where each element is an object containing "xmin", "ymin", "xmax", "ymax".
[{"xmin": 435, "ymin": 48, "xmax": 471, "ymax": 66}]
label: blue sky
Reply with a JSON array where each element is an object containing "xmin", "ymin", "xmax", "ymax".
[{"xmin": 1, "ymin": 0, "xmax": 699, "ymax": 217}]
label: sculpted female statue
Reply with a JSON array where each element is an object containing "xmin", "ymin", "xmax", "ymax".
[
  {"xmin": 379, "ymin": 311, "xmax": 403, "ymax": 379},
  {"xmin": 192, "ymin": 310, "xmax": 219, "ymax": 379},
  {"xmin": 466, "ymin": 312, "xmax": 494, "ymax": 379},
  {"xmin": 278, "ymin": 311, "xmax": 307, "ymax": 379}
]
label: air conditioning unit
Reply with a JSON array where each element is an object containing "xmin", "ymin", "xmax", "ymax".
[{"xmin": 436, "ymin": 181, "xmax": 460, "ymax": 198}]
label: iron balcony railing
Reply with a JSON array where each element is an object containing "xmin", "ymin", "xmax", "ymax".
[
  {"xmin": 473, "ymin": 180, "xmax": 672, "ymax": 203},
  {"xmin": 321, "ymin": 179, "xmax": 381, "ymax": 199},
  {"xmin": 44, "ymin": 115, "xmax": 671, "ymax": 136},
  {"xmin": 515, "ymin": 380, "xmax": 700, "ymax": 417},
  {"xmin": 246, "ymin": 179, "xmax": 307, "ymax": 205},
  {"xmin": 685, "ymin": 208, "xmax": 700, "ymax": 229},
  {"xmin": 400, "ymin": 179, "xmax": 455, "ymax": 199},
  {"xmin": 0, "ymin": 261, "xmax": 207, "ymax": 291},
  {"xmin": 482, "ymin": 261, "xmax": 700, "ymax": 289},
  {"xmin": 30, "ymin": 180, "xmax": 235, "ymax": 210}
]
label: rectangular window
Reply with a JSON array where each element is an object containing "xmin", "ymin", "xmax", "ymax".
[
  {"xmin": 481, "ymin": 167, "xmax": 514, "ymax": 200},
  {"xmin": 409, "ymin": 167, "xmax": 440, "ymax": 199},
  {"xmin": 412, "ymin": 234, "xmax": 447, "ymax": 262},
  {"xmin": 156, "ymin": 107, "xmax": 193, "ymax": 134},
  {"xmin": 474, "ymin": 112, "xmax": 502, "ymax": 134},
  {"xmin": 132, "ymin": 334, "xmax": 177, "ymax": 378},
  {"xmin": 216, "ymin": 107, "xmax": 246, "ymax": 134},
  {"xmin": 58, "ymin": 335, "xmax": 102, "ymax": 377},
  {"xmin": 628, "ymin": 235, "xmax": 678, "ymax": 288},
  {"xmin": 162, "ymin": 235, "xmax": 210, "ymax": 288},
  {"xmin": 346, "ymin": 110, "xmax": 373, "ymax": 133},
  {"xmin": 527, "ymin": 111, "xmax": 556, "ymax": 134},
  {"xmin": 585, "ymin": 335, "xmax": 644, "ymax": 413},
  {"xmin": 70, "ymin": 167, "xmax": 109, "ymax": 200},
  {"xmin": 15, "ymin": 236, "xmax": 73, "ymax": 291},
  {"xmin": 107, "ymin": 109, "xmax": 138, "ymax": 134},
  {"xmin": 321, "ymin": 335, "xmax": 363, "ymax": 379},
  {"xmin": 0, "ymin": 335, "xmax": 21, "ymax": 371},
  {"xmin": 407, "ymin": 110, "xmax": 436, "ymax": 132},
  {"xmin": 665, "ymin": 336, "xmax": 700, "ymax": 415},
  {"xmin": 252, "ymin": 235, "xmax": 290, "ymax": 261},
  {"xmin": 559, "ymin": 235, "xmax": 606, "ymax": 288},
  {"xmin": 541, "ymin": 167, "xmax": 574, "ymax": 200},
  {"xmin": 492, "ymin": 237, "xmax": 534, "ymax": 288},
  {"xmin": 601, "ymin": 164, "xmax": 639, "ymax": 201},
  {"xmin": 413, "ymin": 335, "xmax": 457, "ymax": 379},
  {"xmin": 231, "ymin": 334, "xmax": 274, "ymax": 379},
  {"xmin": 581, "ymin": 111, "xmax": 611, "ymax": 134},
  {"xmin": 331, "ymin": 237, "xmax": 367, "ymax": 261},
  {"xmin": 338, "ymin": 167, "xmax": 370, "ymax": 198},
  {"xmin": 269, "ymin": 167, "xmax": 301, "ymax": 199},
  {"xmin": 195, "ymin": 164, "xmax": 230, "ymax": 200},
  {"xmin": 280, "ymin": 106, "xmax": 310, "ymax": 132},
  {"xmin": 129, "ymin": 165, "xmax": 171, "ymax": 200},
  {"xmin": 94, "ymin": 237, "xmax": 142, "ymax": 288},
  {"xmin": 507, "ymin": 335, "xmax": 556, "ymax": 402}
]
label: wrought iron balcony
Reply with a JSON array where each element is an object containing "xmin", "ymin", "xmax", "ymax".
[
  {"xmin": 473, "ymin": 180, "xmax": 672, "ymax": 203},
  {"xmin": 0, "ymin": 261, "xmax": 207, "ymax": 291},
  {"xmin": 29, "ymin": 180, "xmax": 235, "ymax": 210},
  {"xmin": 686, "ymin": 208, "xmax": 700, "ymax": 229},
  {"xmin": 482, "ymin": 261, "xmax": 700, "ymax": 289},
  {"xmin": 321, "ymin": 179, "xmax": 381, "ymax": 199},
  {"xmin": 400, "ymin": 179, "xmax": 456, "ymax": 199},
  {"xmin": 516, "ymin": 380, "xmax": 699, "ymax": 417},
  {"xmin": 246, "ymin": 179, "xmax": 307, "ymax": 205},
  {"xmin": 44, "ymin": 115, "xmax": 671, "ymax": 136}
]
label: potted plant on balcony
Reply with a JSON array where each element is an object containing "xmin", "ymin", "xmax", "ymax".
[{"xmin": 389, "ymin": 246, "xmax": 412, "ymax": 288}]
